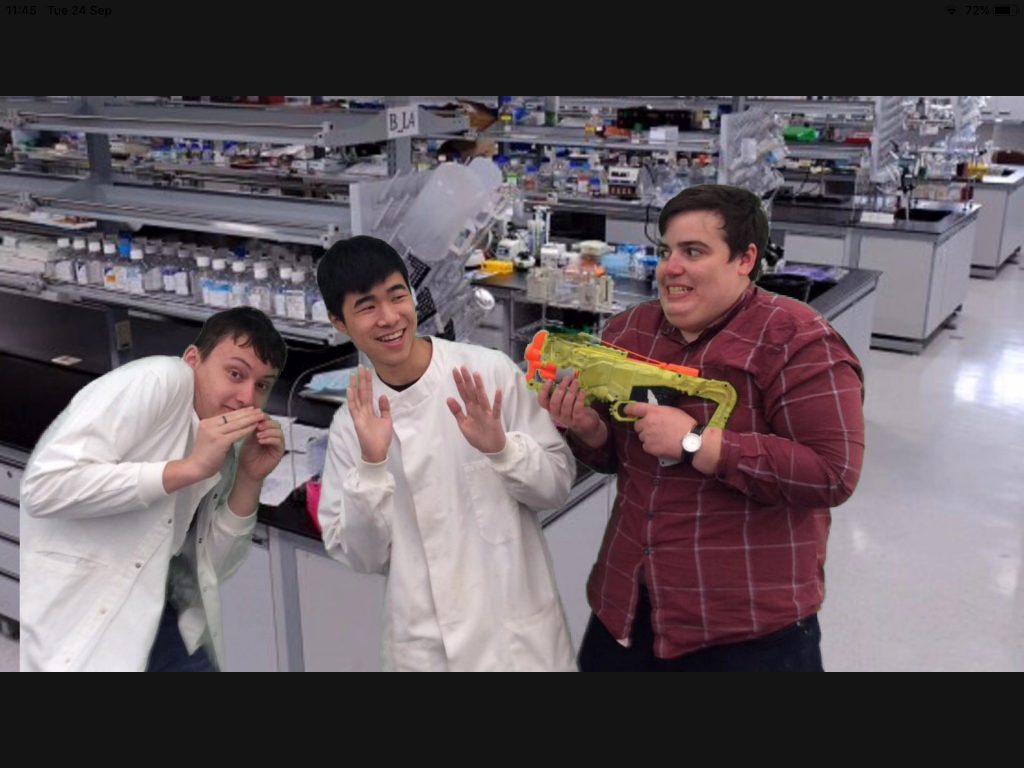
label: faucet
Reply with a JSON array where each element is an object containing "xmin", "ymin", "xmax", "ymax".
[{"xmin": 899, "ymin": 166, "xmax": 915, "ymax": 221}]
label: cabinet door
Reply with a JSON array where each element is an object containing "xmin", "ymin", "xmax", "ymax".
[
  {"xmin": 0, "ymin": 500, "xmax": 17, "ymax": 542},
  {"xmin": 0, "ymin": 463, "xmax": 23, "ymax": 506},
  {"xmin": 543, "ymin": 479, "xmax": 613, "ymax": 652},
  {"xmin": 970, "ymin": 187, "xmax": 1007, "ymax": 269},
  {"xmin": 220, "ymin": 533, "xmax": 279, "ymax": 672},
  {"xmin": 295, "ymin": 549, "xmax": 386, "ymax": 671},
  {"xmin": 1005, "ymin": 185, "xmax": 1024, "ymax": 262},
  {"xmin": 859, "ymin": 235, "xmax": 933, "ymax": 339},
  {"xmin": 941, "ymin": 223, "xmax": 975, "ymax": 320},
  {"xmin": 783, "ymin": 233, "xmax": 847, "ymax": 267}
]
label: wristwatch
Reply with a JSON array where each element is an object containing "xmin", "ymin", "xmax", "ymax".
[{"xmin": 680, "ymin": 424, "xmax": 707, "ymax": 465}]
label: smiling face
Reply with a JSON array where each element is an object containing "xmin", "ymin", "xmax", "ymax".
[
  {"xmin": 184, "ymin": 335, "xmax": 279, "ymax": 419},
  {"xmin": 329, "ymin": 271, "xmax": 432, "ymax": 385},
  {"xmin": 656, "ymin": 209, "xmax": 757, "ymax": 341}
]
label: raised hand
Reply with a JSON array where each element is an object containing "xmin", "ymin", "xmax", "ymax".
[
  {"xmin": 347, "ymin": 366, "xmax": 393, "ymax": 463},
  {"xmin": 447, "ymin": 366, "xmax": 507, "ymax": 455}
]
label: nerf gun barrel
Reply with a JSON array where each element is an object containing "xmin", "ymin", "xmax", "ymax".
[{"xmin": 525, "ymin": 330, "xmax": 737, "ymax": 429}]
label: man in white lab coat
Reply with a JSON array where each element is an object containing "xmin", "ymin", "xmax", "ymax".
[
  {"xmin": 316, "ymin": 236, "xmax": 576, "ymax": 671},
  {"xmin": 20, "ymin": 307, "xmax": 287, "ymax": 671}
]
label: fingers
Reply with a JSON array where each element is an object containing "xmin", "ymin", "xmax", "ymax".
[
  {"xmin": 446, "ymin": 397, "xmax": 466, "ymax": 425},
  {"xmin": 452, "ymin": 367, "xmax": 494, "ymax": 416},
  {"xmin": 378, "ymin": 395, "xmax": 390, "ymax": 419},
  {"xmin": 622, "ymin": 402, "xmax": 649, "ymax": 420},
  {"xmin": 210, "ymin": 408, "xmax": 263, "ymax": 438},
  {"xmin": 491, "ymin": 387, "xmax": 503, "ymax": 422},
  {"xmin": 537, "ymin": 379, "xmax": 553, "ymax": 409},
  {"xmin": 547, "ymin": 376, "xmax": 571, "ymax": 417},
  {"xmin": 347, "ymin": 367, "xmax": 363, "ymax": 412},
  {"xmin": 254, "ymin": 418, "xmax": 284, "ymax": 448}
]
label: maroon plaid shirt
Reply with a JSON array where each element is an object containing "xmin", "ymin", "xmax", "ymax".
[{"xmin": 569, "ymin": 284, "xmax": 865, "ymax": 658}]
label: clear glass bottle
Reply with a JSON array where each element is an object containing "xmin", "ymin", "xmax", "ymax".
[
  {"xmin": 207, "ymin": 258, "xmax": 231, "ymax": 307},
  {"xmin": 273, "ymin": 265, "xmax": 293, "ymax": 318},
  {"xmin": 194, "ymin": 254, "xmax": 213, "ymax": 306},
  {"xmin": 52, "ymin": 237, "xmax": 74, "ymax": 283},
  {"xmin": 101, "ymin": 241, "xmax": 119, "ymax": 290},
  {"xmin": 125, "ymin": 246, "xmax": 147, "ymax": 295},
  {"xmin": 285, "ymin": 268, "xmax": 309, "ymax": 321},
  {"xmin": 174, "ymin": 246, "xmax": 194, "ymax": 299},
  {"xmin": 229, "ymin": 260, "xmax": 250, "ymax": 308},
  {"xmin": 247, "ymin": 264, "xmax": 273, "ymax": 313}
]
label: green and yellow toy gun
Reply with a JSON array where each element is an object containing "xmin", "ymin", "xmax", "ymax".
[{"xmin": 525, "ymin": 330, "xmax": 738, "ymax": 429}]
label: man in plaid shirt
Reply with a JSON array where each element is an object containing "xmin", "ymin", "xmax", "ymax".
[{"xmin": 541, "ymin": 184, "xmax": 865, "ymax": 671}]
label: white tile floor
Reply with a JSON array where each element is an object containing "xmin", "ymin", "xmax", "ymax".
[
  {"xmin": 821, "ymin": 256, "xmax": 1024, "ymax": 671},
  {"xmin": 2, "ymin": 259, "xmax": 1022, "ymax": 672}
]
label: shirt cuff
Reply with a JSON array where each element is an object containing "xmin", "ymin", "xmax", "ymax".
[
  {"xmin": 138, "ymin": 461, "xmax": 170, "ymax": 506},
  {"xmin": 218, "ymin": 500, "xmax": 259, "ymax": 535},
  {"xmin": 357, "ymin": 456, "xmax": 392, "ymax": 483},
  {"xmin": 484, "ymin": 432, "xmax": 522, "ymax": 467},
  {"xmin": 716, "ymin": 430, "xmax": 742, "ymax": 480}
]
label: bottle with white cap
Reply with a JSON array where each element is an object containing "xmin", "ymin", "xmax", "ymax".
[
  {"xmin": 173, "ymin": 246, "xmax": 194, "ymax": 298},
  {"xmin": 101, "ymin": 241, "xmax": 119, "ymax": 290},
  {"xmin": 286, "ymin": 268, "xmax": 309, "ymax": 320},
  {"xmin": 53, "ymin": 237, "xmax": 74, "ymax": 282},
  {"xmin": 161, "ymin": 242, "xmax": 179, "ymax": 293},
  {"xmin": 248, "ymin": 263, "xmax": 273, "ymax": 313},
  {"xmin": 273, "ymin": 265, "xmax": 293, "ymax": 318},
  {"xmin": 309, "ymin": 269, "xmax": 329, "ymax": 323},
  {"xmin": 125, "ymin": 246, "xmax": 147, "ymax": 295},
  {"xmin": 194, "ymin": 253, "xmax": 213, "ymax": 305},
  {"xmin": 142, "ymin": 243, "xmax": 163, "ymax": 293},
  {"xmin": 70, "ymin": 238, "xmax": 90, "ymax": 284},
  {"xmin": 207, "ymin": 258, "xmax": 230, "ymax": 307},
  {"xmin": 229, "ymin": 260, "xmax": 251, "ymax": 308}
]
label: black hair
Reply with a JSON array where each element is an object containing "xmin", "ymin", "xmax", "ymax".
[
  {"xmin": 193, "ymin": 307, "xmax": 287, "ymax": 371},
  {"xmin": 657, "ymin": 184, "xmax": 769, "ymax": 280},
  {"xmin": 316, "ymin": 235, "xmax": 411, "ymax": 321}
]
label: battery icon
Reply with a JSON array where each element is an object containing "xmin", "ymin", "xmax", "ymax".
[{"xmin": 993, "ymin": 4, "xmax": 1020, "ymax": 14}]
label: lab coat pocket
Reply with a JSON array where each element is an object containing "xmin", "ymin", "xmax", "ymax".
[
  {"xmin": 463, "ymin": 459, "xmax": 522, "ymax": 544},
  {"xmin": 504, "ymin": 599, "xmax": 575, "ymax": 672},
  {"xmin": 21, "ymin": 551, "xmax": 108, "ymax": 647}
]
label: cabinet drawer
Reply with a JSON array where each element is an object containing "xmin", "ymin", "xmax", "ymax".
[
  {"xmin": 0, "ymin": 573, "xmax": 18, "ymax": 621},
  {"xmin": 0, "ymin": 463, "xmax": 23, "ymax": 504},
  {"xmin": 0, "ymin": 500, "xmax": 17, "ymax": 541},
  {"xmin": 0, "ymin": 537, "xmax": 18, "ymax": 578}
]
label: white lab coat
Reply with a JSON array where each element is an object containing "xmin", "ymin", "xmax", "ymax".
[
  {"xmin": 19, "ymin": 356, "xmax": 256, "ymax": 671},
  {"xmin": 319, "ymin": 337, "xmax": 577, "ymax": 671}
]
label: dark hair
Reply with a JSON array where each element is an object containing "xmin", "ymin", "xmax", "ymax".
[
  {"xmin": 193, "ymin": 307, "xmax": 287, "ymax": 371},
  {"xmin": 316, "ymin": 235, "xmax": 411, "ymax": 321},
  {"xmin": 657, "ymin": 184, "xmax": 769, "ymax": 280}
]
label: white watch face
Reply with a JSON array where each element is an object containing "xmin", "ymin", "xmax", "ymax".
[{"xmin": 682, "ymin": 431, "xmax": 703, "ymax": 453}]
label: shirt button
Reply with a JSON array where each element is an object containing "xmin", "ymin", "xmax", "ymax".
[
  {"xmin": 134, "ymin": 562, "xmax": 142, "ymax": 569},
  {"xmin": 197, "ymin": 537, "xmax": 203, "ymax": 544},
  {"xmin": 99, "ymin": 607, "xmax": 107, "ymax": 615},
  {"xmin": 646, "ymin": 511, "xmax": 654, "ymax": 519},
  {"xmin": 644, "ymin": 547, "xmax": 653, "ymax": 556}
]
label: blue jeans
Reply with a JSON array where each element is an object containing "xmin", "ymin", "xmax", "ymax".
[
  {"xmin": 578, "ymin": 586, "xmax": 824, "ymax": 672},
  {"xmin": 145, "ymin": 602, "xmax": 217, "ymax": 672}
]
